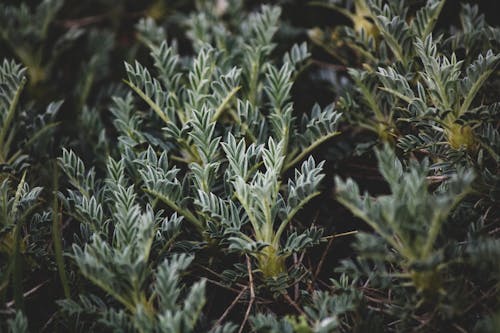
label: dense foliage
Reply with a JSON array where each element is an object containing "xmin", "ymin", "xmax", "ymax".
[{"xmin": 1, "ymin": 0, "xmax": 498, "ymax": 332}]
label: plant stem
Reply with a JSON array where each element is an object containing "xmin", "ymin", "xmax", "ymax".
[
  {"xmin": 283, "ymin": 131, "xmax": 340, "ymax": 171},
  {"xmin": 273, "ymin": 191, "xmax": 321, "ymax": 246},
  {"xmin": 143, "ymin": 188, "xmax": 204, "ymax": 234},
  {"xmin": 213, "ymin": 86, "xmax": 241, "ymax": 121},
  {"xmin": 52, "ymin": 162, "xmax": 71, "ymax": 299},
  {"xmin": 0, "ymin": 77, "xmax": 26, "ymax": 162},
  {"xmin": 12, "ymin": 171, "xmax": 27, "ymax": 311},
  {"xmin": 123, "ymin": 79, "xmax": 170, "ymax": 125}
]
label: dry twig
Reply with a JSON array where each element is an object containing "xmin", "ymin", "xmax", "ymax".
[{"xmin": 238, "ymin": 255, "xmax": 255, "ymax": 333}]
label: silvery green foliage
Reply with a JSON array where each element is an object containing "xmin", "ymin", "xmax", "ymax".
[
  {"xmin": 136, "ymin": 17, "xmax": 167, "ymax": 47},
  {"xmin": 58, "ymin": 148, "xmax": 99, "ymax": 244},
  {"xmin": 0, "ymin": 173, "xmax": 43, "ymax": 325},
  {"xmin": 0, "ymin": 56, "xmax": 46, "ymax": 245},
  {"xmin": 0, "ymin": 0, "xmax": 81, "ymax": 86},
  {"xmin": 0, "ymin": 59, "xmax": 58, "ymax": 329},
  {"xmin": 1, "ymin": 0, "xmax": 499, "ymax": 331},
  {"xmin": 119, "ymin": 5, "xmax": 331, "ymax": 160},
  {"xmin": 316, "ymin": 0, "xmax": 445, "ymax": 61},
  {"xmin": 338, "ymin": 1, "xmax": 497, "ymax": 137},
  {"xmin": 0, "ymin": 60, "xmax": 27, "ymax": 167},
  {"xmin": 302, "ymin": 276, "xmax": 361, "ymax": 332},
  {"xmin": 7, "ymin": 311, "xmax": 28, "ymax": 333},
  {"xmin": 250, "ymin": 313, "xmax": 295, "ymax": 333},
  {"xmin": 308, "ymin": 1, "xmax": 500, "ymax": 330},
  {"xmin": 58, "ymin": 154, "xmax": 227, "ymax": 332},
  {"xmin": 0, "ymin": 59, "xmax": 61, "ymax": 171},
  {"xmin": 57, "ymin": 6, "xmax": 335, "ymax": 325},
  {"xmin": 0, "ymin": 176, "xmax": 43, "ymax": 228},
  {"xmin": 336, "ymin": 145, "xmax": 474, "ymax": 275},
  {"xmin": 324, "ymin": 0, "xmax": 500, "ymax": 199},
  {"xmin": 0, "ymin": 0, "xmax": 64, "ymax": 43},
  {"xmin": 334, "ymin": 145, "xmax": 486, "ymax": 329},
  {"xmin": 199, "ymin": 137, "xmax": 325, "ymax": 277},
  {"xmin": 250, "ymin": 275, "xmax": 360, "ymax": 333},
  {"xmin": 111, "ymin": 5, "xmax": 340, "ymax": 277}
]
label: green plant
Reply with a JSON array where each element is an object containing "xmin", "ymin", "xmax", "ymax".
[
  {"xmin": 336, "ymin": 145, "xmax": 474, "ymax": 293},
  {"xmin": 249, "ymin": 274, "xmax": 362, "ymax": 332},
  {"xmin": 311, "ymin": 0, "xmax": 499, "ymax": 153},
  {"xmin": 6, "ymin": 310, "xmax": 28, "ymax": 333},
  {"xmin": 1, "ymin": 0, "xmax": 499, "ymax": 331},
  {"xmin": 0, "ymin": 0, "xmax": 66, "ymax": 86},
  {"xmin": 302, "ymin": 0, "xmax": 500, "ymax": 330},
  {"xmin": 114, "ymin": 5, "xmax": 340, "ymax": 278},
  {"xmin": 0, "ymin": 59, "xmax": 60, "ymax": 322},
  {"xmin": 0, "ymin": 59, "xmax": 60, "ymax": 170},
  {"xmin": 49, "ymin": 4, "xmax": 343, "ymax": 331},
  {"xmin": 0, "ymin": 173, "xmax": 44, "ymax": 311},
  {"xmin": 199, "ymin": 137, "xmax": 325, "ymax": 277},
  {"xmin": 333, "ymin": 145, "xmax": 500, "ymax": 331},
  {"xmin": 383, "ymin": 35, "xmax": 499, "ymax": 151},
  {"xmin": 58, "ymin": 152, "xmax": 234, "ymax": 332}
]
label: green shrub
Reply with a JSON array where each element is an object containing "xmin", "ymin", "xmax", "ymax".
[{"xmin": 0, "ymin": 0, "xmax": 498, "ymax": 332}]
